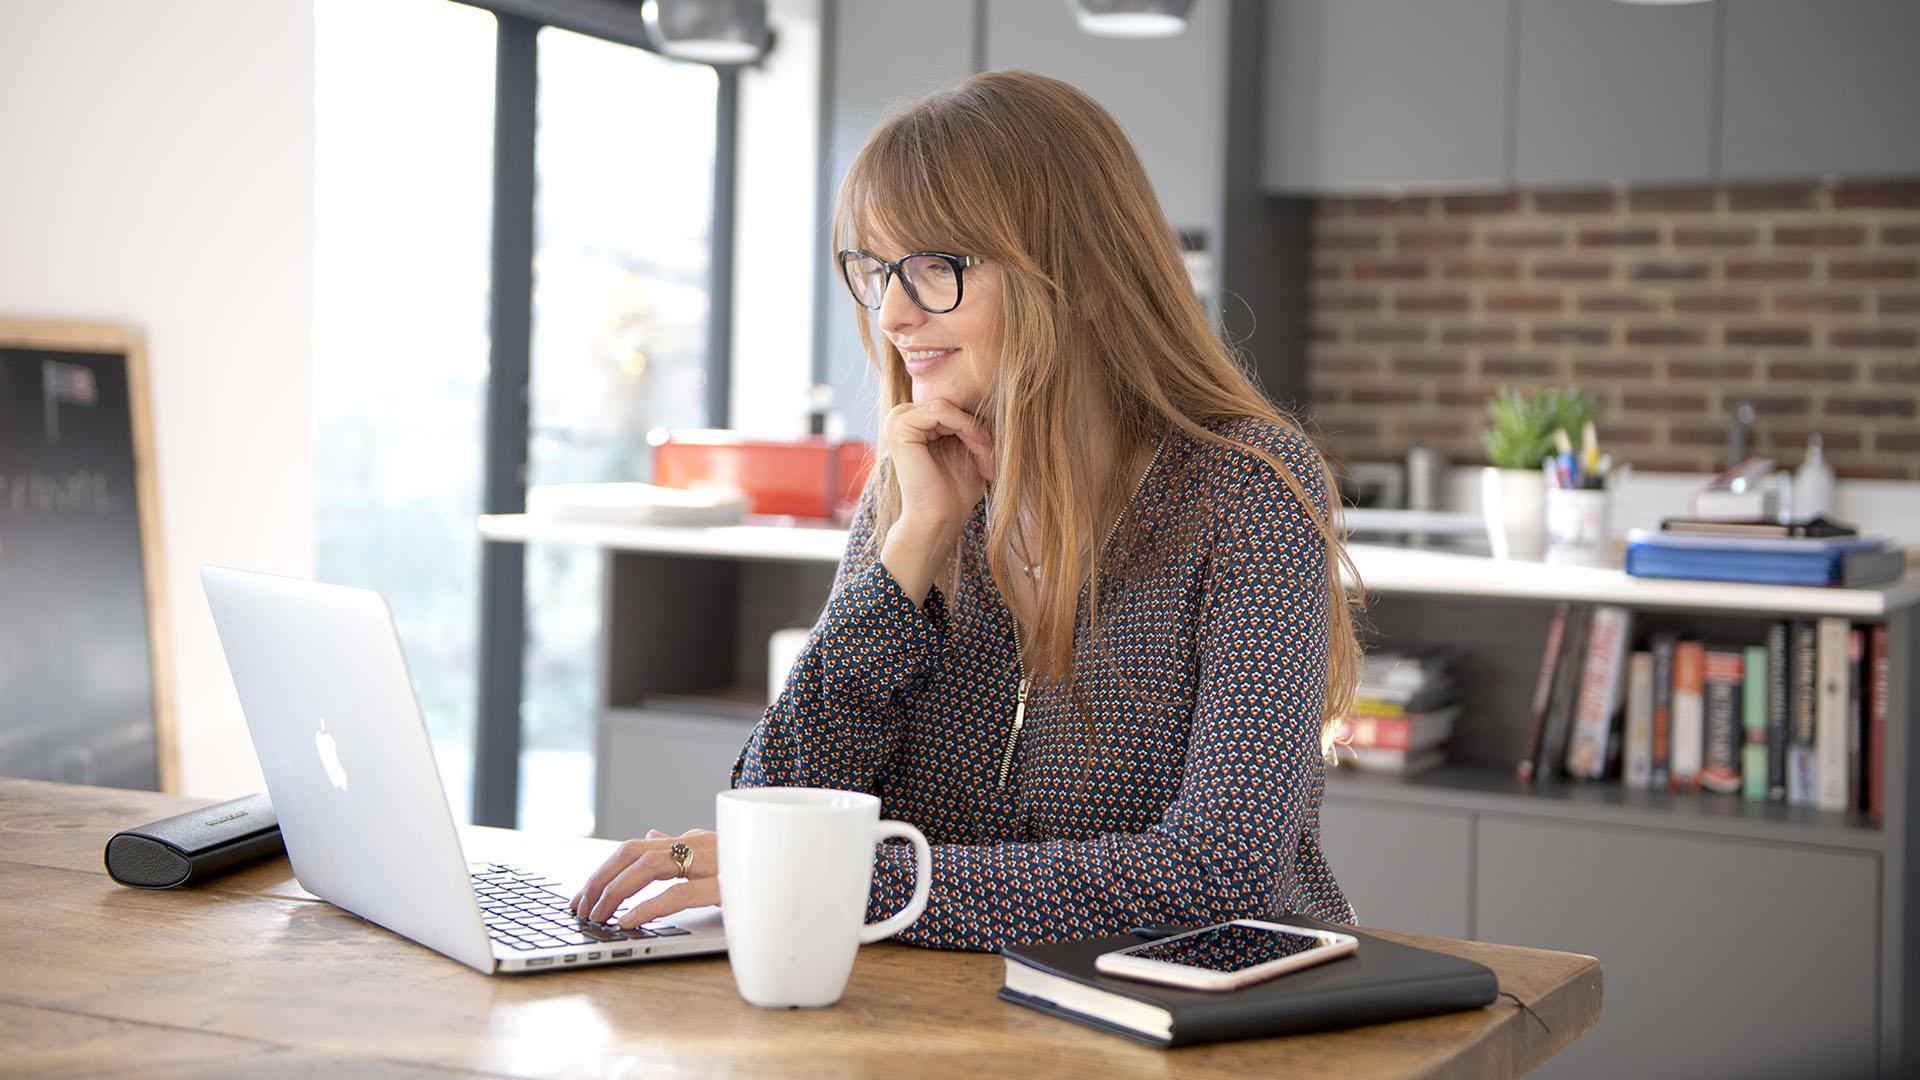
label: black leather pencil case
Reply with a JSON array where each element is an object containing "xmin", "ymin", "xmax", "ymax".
[{"xmin": 104, "ymin": 792, "xmax": 284, "ymax": 888}]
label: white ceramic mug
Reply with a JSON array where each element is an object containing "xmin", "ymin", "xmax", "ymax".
[{"xmin": 715, "ymin": 787, "xmax": 932, "ymax": 1008}]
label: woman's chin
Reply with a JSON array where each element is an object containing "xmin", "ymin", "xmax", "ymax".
[{"xmin": 911, "ymin": 378, "xmax": 980, "ymax": 412}]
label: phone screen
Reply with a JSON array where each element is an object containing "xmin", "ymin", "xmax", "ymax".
[{"xmin": 1121, "ymin": 923, "xmax": 1336, "ymax": 974}]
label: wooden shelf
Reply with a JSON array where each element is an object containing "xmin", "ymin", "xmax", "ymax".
[
  {"xmin": 1328, "ymin": 764, "xmax": 1885, "ymax": 853},
  {"xmin": 479, "ymin": 513, "xmax": 1920, "ymax": 617}
]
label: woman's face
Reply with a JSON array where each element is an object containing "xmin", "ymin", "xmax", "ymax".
[{"xmin": 872, "ymin": 243, "xmax": 1005, "ymax": 414}]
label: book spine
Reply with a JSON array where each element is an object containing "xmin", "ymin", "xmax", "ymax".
[
  {"xmin": 1788, "ymin": 620, "xmax": 1818, "ymax": 807},
  {"xmin": 1625, "ymin": 651, "xmax": 1655, "ymax": 789},
  {"xmin": 1518, "ymin": 602, "xmax": 1571, "ymax": 783},
  {"xmin": 1699, "ymin": 648, "xmax": 1746, "ymax": 794},
  {"xmin": 1538, "ymin": 607, "xmax": 1590, "ymax": 784},
  {"xmin": 1343, "ymin": 716, "xmax": 1417, "ymax": 751},
  {"xmin": 1649, "ymin": 632, "xmax": 1678, "ymax": 789},
  {"xmin": 1766, "ymin": 622, "xmax": 1789, "ymax": 802},
  {"xmin": 1741, "ymin": 645, "xmax": 1769, "ymax": 802},
  {"xmin": 1814, "ymin": 617, "xmax": 1850, "ymax": 812},
  {"xmin": 1869, "ymin": 624, "xmax": 1888, "ymax": 822},
  {"xmin": 1669, "ymin": 641, "xmax": 1706, "ymax": 790},
  {"xmin": 1848, "ymin": 628, "xmax": 1865, "ymax": 813},
  {"xmin": 1567, "ymin": 605, "xmax": 1632, "ymax": 781}
]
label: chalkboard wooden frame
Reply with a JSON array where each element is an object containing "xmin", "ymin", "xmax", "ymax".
[{"xmin": 0, "ymin": 318, "xmax": 176, "ymax": 792}]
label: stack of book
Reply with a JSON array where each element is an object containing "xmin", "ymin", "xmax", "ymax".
[
  {"xmin": 1625, "ymin": 518, "xmax": 1906, "ymax": 588},
  {"xmin": 1519, "ymin": 604, "xmax": 1891, "ymax": 820},
  {"xmin": 1334, "ymin": 649, "xmax": 1460, "ymax": 776}
]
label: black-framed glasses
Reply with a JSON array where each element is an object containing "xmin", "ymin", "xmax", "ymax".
[{"xmin": 837, "ymin": 249, "xmax": 981, "ymax": 315}]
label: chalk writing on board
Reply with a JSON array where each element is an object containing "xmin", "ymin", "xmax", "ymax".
[{"xmin": 0, "ymin": 470, "xmax": 120, "ymax": 516}]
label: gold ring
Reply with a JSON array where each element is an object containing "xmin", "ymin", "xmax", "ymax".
[{"xmin": 669, "ymin": 841, "xmax": 693, "ymax": 877}]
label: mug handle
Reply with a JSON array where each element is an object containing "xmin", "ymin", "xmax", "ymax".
[{"xmin": 859, "ymin": 819, "xmax": 931, "ymax": 944}]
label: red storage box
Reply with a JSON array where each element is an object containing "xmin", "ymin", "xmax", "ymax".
[{"xmin": 652, "ymin": 430, "xmax": 873, "ymax": 521}]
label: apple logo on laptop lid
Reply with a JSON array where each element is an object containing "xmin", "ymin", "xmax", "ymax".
[{"xmin": 315, "ymin": 716, "xmax": 349, "ymax": 790}]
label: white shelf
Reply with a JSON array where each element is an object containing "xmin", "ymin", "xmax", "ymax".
[
  {"xmin": 479, "ymin": 514, "xmax": 1920, "ymax": 617},
  {"xmin": 479, "ymin": 513, "xmax": 849, "ymax": 564},
  {"xmin": 1341, "ymin": 542, "xmax": 1920, "ymax": 617}
]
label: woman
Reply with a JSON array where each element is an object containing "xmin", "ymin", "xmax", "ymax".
[{"xmin": 573, "ymin": 69, "xmax": 1363, "ymax": 951}]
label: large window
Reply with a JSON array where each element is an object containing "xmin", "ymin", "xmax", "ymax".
[
  {"xmin": 521, "ymin": 27, "xmax": 718, "ymax": 833},
  {"xmin": 314, "ymin": 0, "xmax": 495, "ymax": 819},
  {"xmin": 315, "ymin": 1, "xmax": 725, "ymax": 831}
]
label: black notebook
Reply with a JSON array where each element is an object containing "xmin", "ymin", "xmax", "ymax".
[{"xmin": 998, "ymin": 916, "xmax": 1498, "ymax": 1048}]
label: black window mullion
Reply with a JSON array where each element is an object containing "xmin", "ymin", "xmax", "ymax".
[
  {"xmin": 706, "ymin": 67, "xmax": 739, "ymax": 427},
  {"xmin": 473, "ymin": 11, "xmax": 539, "ymax": 828}
]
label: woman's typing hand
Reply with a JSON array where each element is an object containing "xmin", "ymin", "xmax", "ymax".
[{"xmin": 569, "ymin": 827, "xmax": 719, "ymax": 928}]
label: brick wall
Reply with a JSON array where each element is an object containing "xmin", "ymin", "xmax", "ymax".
[{"xmin": 1304, "ymin": 181, "xmax": 1920, "ymax": 480}]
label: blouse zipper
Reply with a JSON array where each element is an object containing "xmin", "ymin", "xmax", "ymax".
[
  {"xmin": 994, "ymin": 435, "xmax": 1167, "ymax": 792},
  {"xmin": 997, "ymin": 622, "xmax": 1030, "ymax": 790}
]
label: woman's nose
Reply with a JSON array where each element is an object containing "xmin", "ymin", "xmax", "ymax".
[{"xmin": 880, "ymin": 273, "xmax": 924, "ymax": 333}]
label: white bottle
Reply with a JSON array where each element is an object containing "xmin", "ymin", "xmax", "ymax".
[{"xmin": 1793, "ymin": 434, "xmax": 1835, "ymax": 522}]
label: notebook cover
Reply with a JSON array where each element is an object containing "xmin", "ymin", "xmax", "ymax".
[{"xmin": 998, "ymin": 917, "xmax": 1499, "ymax": 1049}]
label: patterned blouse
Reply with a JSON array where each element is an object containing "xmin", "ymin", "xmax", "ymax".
[{"xmin": 731, "ymin": 415, "xmax": 1356, "ymax": 951}]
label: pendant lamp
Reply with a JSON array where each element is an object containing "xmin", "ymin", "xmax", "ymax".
[
  {"xmin": 641, "ymin": 0, "xmax": 771, "ymax": 64},
  {"xmin": 1070, "ymin": 0, "xmax": 1194, "ymax": 39}
]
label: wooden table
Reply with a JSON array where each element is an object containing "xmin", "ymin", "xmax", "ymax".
[{"xmin": 0, "ymin": 779, "xmax": 1602, "ymax": 1077}]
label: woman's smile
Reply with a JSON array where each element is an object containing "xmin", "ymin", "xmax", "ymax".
[{"xmin": 901, "ymin": 346, "xmax": 959, "ymax": 375}]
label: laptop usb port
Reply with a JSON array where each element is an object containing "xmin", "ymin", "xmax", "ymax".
[
  {"xmin": 611, "ymin": 948, "xmax": 633, "ymax": 959},
  {"xmin": 527, "ymin": 957, "xmax": 554, "ymax": 967},
  {"xmin": 587, "ymin": 952, "xmax": 601, "ymax": 960},
  {"xmin": 562, "ymin": 955, "xmax": 577, "ymax": 964}
]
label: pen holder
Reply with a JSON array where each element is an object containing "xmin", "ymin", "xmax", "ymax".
[{"xmin": 1544, "ymin": 487, "xmax": 1612, "ymax": 567}]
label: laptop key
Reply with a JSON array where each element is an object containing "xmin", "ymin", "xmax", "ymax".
[{"xmin": 647, "ymin": 925, "xmax": 691, "ymax": 937}]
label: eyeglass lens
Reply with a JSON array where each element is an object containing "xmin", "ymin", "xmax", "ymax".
[{"xmin": 844, "ymin": 253, "xmax": 962, "ymax": 313}]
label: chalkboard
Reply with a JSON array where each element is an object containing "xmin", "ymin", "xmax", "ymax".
[{"xmin": 0, "ymin": 319, "xmax": 174, "ymax": 791}]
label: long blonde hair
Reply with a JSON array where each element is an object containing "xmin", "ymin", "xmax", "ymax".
[{"xmin": 833, "ymin": 70, "xmax": 1363, "ymax": 753}]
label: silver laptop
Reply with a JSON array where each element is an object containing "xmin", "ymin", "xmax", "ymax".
[{"xmin": 201, "ymin": 564, "xmax": 726, "ymax": 974}]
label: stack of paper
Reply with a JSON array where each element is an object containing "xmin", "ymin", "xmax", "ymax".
[{"xmin": 525, "ymin": 482, "xmax": 750, "ymax": 526}]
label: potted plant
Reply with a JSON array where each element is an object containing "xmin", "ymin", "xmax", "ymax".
[{"xmin": 1479, "ymin": 386, "xmax": 1599, "ymax": 560}]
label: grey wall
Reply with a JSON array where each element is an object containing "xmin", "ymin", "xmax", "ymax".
[{"xmin": 818, "ymin": 0, "xmax": 979, "ymax": 442}]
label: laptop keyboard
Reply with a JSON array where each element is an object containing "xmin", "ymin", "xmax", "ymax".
[{"xmin": 471, "ymin": 863, "xmax": 692, "ymax": 952}]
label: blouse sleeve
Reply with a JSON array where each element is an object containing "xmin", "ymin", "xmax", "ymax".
[
  {"xmin": 731, "ymin": 482, "xmax": 953, "ymax": 795},
  {"xmin": 861, "ymin": 430, "xmax": 1346, "ymax": 951}
]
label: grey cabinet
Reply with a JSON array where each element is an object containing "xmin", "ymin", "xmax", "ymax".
[
  {"xmin": 1476, "ymin": 817, "xmax": 1879, "ymax": 1080},
  {"xmin": 600, "ymin": 707, "xmax": 758, "ymax": 838},
  {"xmin": 1263, "ymin": 0, "xmax": 1920, "ymax": 192},
  {"xmin": 1721, "ymin": 0, "xmax": 1920, "ymax": 180},
  {"xmin": 1513, "ymin": 0, "xmax": 1718, "ymax": 186},
  {"xmin": 1320, "ymin": 799, "xmax": 1472, "ymax": 939},
  {"xmin": 1263, "ymin": 0, "xmax": 1510, "ymax": 191}
]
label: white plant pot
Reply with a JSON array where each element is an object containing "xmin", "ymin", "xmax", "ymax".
[{"xmin": 1481, "ymin": 466, "xmax": 1547, "ymax": 561}]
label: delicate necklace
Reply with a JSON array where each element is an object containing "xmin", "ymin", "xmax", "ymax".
[{"xmin": 985, "ymin": 432, "xmax": 1168, "ymax": 791}]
